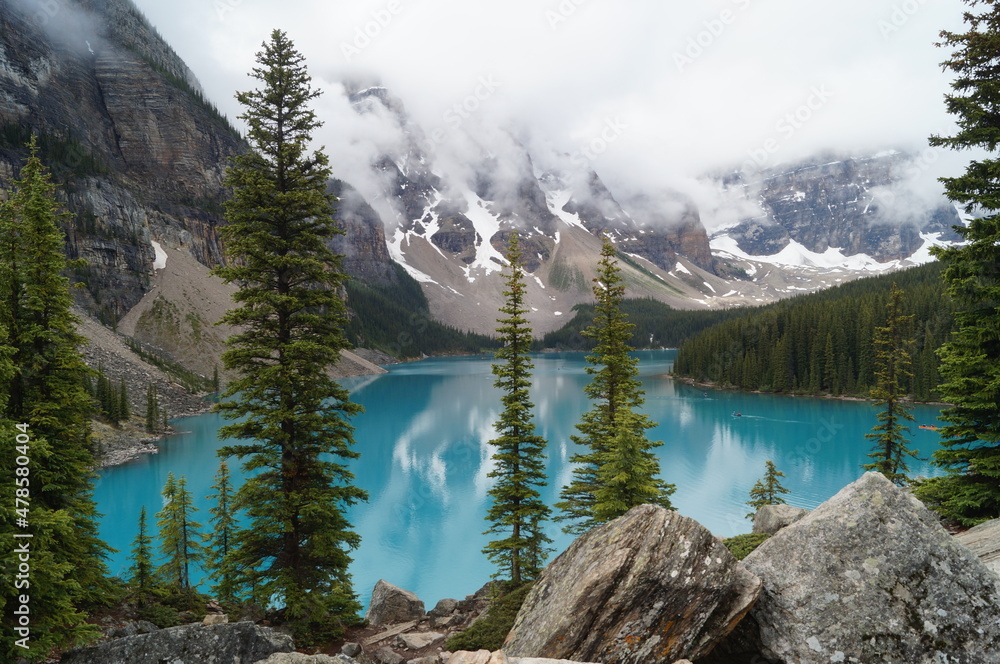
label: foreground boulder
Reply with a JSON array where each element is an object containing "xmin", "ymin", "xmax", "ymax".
[
  {"xmin": 955, "ymin": 517, "xmax": 1000, "ymax": 577},
  {"xmin": 751, "ymin": 504, "xmax": 809, "ymax": 535},
  {"xmin": 60, "ymin": 622, "xmax": 293, "ymax": 664},
  {"xmin": 367, "ymin": 579, "xmax": 426, "ymax": 627},
  {"xmin": 504, "ymin": 504, "xmax": 761, "ymax": 663},
  {"xmin": 707, "ymin": 472, "xmax": 1000, "ymax": 664}
]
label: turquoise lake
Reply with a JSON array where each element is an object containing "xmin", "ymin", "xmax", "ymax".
[{"xmin": 93, "ymin": 350, "xmax": 946, "ymax": 608}]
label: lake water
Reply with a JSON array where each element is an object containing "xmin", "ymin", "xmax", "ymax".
[{"xmin": 93, "ymin": 350, "xmax": 946, "ymax": 609}]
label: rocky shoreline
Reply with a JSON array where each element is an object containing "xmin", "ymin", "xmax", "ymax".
[{"xmin": 59, "ymin": 472, "xmax": 1000, "ymax": 664}]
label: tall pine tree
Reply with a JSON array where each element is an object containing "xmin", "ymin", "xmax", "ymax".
[
  {"xmin": 0, "ymin": 138, "xmax": 111, "ymax": 660},
  {"xmin": 155, "ymin": 473, "xmax": 205, "ymax": 591},
  {"xmin": 745, "ymin": 460, "xmax": 791, "ymax": 519},
  {"xmin": 483, "ymin": 233, "xmax": 551, "ymax": 584},
  {"xmin": 128, "ymin": 506, "xmax": 154, "ymax": 602},
  {"xmin": 207, "ymin": 460, "xmax": 239, "ymax": 601},
  {"xmin": 214, "ymin": 30, "xmax": 367, "ymax": 642},
  {"xmin": 863, "ymin": 283, "xmax": 917, "ymax": 484},
  {"xmin": 556, "ymin": 237, "xmax": 674, "ymax": 533},
  {"xmin": 915, "ymin": 1, "xmax": 1000, "ymax": 524}
]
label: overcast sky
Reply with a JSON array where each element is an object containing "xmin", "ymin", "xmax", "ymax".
[{"xmin": 130, "ymin": 0, "xmax": 970, "ymax": 212}]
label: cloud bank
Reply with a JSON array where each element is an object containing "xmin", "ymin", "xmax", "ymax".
[{"xmin": 131, "ymin": 0, "xmax": 971, "ymax": 225}]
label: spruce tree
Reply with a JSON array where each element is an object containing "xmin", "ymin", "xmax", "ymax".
[
  {"xmin": 556, "ymin": 237, "xmax": 674, "ymax": 533},
  {"xmin": 213, "ymin": 30, "xmax": 367, "ymax": 641},
  {"xmin": 145, "ymin": 383, "xmax": 159, "ymax": 433},
  {"xmin": 483, "ymin": 233, "xmax": 551, "ymax": 584},
  {"xmin": 128, "ymin": 506, "xmax": 154, "ymax": 601},
  {"xmin": 155, "ymin": 473, "xmax": 205, "ymax": 591},
  {"xmin": 119, "ymin": 379, "xmax": 130, "ymax": 422},
  {"xmin": 207, "ymin": 460, "xmax": 239, "ymax": 601},
  {"xmin": 914, "ymin": 1, "xmax": 1000, "ymax": 524},
  {"xmin": 0, "ymin": 138, "xmax": 111, "ymax": 660},
  {"xmin": 863, "ymin": 283, "xmax": 917, "ymax": 484},
  {"xmin": 746, "ymin": 460, "xmax": 790, "ymax": 519}
]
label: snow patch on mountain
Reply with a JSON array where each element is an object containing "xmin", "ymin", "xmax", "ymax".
[
  {"xmin": 151, "ymin": 241, "xmax": 167, "ymax": 270},
  {"xmin": 461, "ymin": 191, "xmax": 508, "ymax": 282},
  {"xmin": 711, "ymin": 235, "xmax": 895, "ymax": 272},
  {"xmin": 387, "ymin": 228, "xmax": 439, "ymax": 284}
]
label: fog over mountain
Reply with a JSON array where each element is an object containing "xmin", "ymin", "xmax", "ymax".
[{"xmin": 131, "ymin": 0, "xmax": 972, "ymax": 230}]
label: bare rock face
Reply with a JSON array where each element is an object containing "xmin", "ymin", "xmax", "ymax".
[
  {"xmin": 751, "ymin": 504, "xmax": 809, "ymax": 535},
  {"xmin": 955, "ymin": 517, "xmax": 1000, "ymax": 577},
  {"xmin": 59, "ymin": 622, "xmax": 293, "ymax": 664},
  {"xmin": 504, "ymin": 504, "xmax": 762, "ymax": 664},
  {"xmin": 707, "ymin": 472, "xmax": 1000, "ymax": 664},
  {"xmin": 367, "ymin": 579, "xmax": 426, "ymax": 627}
]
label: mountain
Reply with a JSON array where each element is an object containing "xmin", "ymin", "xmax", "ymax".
[
  {"xmin": 1, "ymin": 0, "xmax": 966, "ymax": 358},
  {"xmin": 0, "ymin": 0, "xmax": 398, "ymax": 373},
  {"xmin": 707, "ymin": 153, "xmax": 963, "ymax": 279},
  {"xmin": 344, "ymin": 85, "xmax": 772, "ymax": 335}
]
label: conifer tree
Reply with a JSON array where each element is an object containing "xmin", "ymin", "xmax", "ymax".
[
  {"xmin": 213, "ymin": 30, "xmax": 367, "ymax": 641},
  {"xmin": 207, "ymin": 460, "xmax": 239, "ymax": 601},
  {"xmin": 914, "ymin": 1, "xmax": 1000, "ymax": 524},
  {"xmin": 119, "ymin": 379, "xmax": 130, "ymax": 422},
  {"xmin": 483, "ymin": 234, "xmax": 551, "ymax": 584},
  {"xmin": 746, "ymin": 460, "xmax": 790, "ymax": 519},
  {"xmin": 128, "ymin": 506, "xmax": 154, "ymax": 601},
  {"xmin": 863, "ymin": 283, "xmax": 917, "ymax": 484},
  {"xmin": 556, "ymin": 237, "xmax": 674, "ymax": 533},
  {"xmin": 0, "ymin": 138, "xmax": 111, "ymax": 660},
  {"xmin": 156, "ymin": 473, "xmax": 205, "ymax": 591},
  {"xmin": 145, "ymin": 383, "xmax": 159, "ymax": 433}
]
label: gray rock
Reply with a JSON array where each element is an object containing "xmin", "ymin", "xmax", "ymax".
[
  {"xmin": 259, "ymin": 654, "xmax": 352, "ymax": 664},
  {"xmin": 367, "ymin": 579, "xmax": 426, "ymax": 627},
  {"xmin": 428, "ymin": 597, "xmax": 459, "ymax": 617},
  {"xmin": 751, "ymin": 504, "xmax": 809, "ymax": 535},
  {"xmin": 446, "ymin": 651, "xmax": 492, "ymax": 664},
  {"xmin": 710, "ymin": 472, "xmax": 1000, "ymax": 664},
  {"xmin": 60, "ymin": 622, "xmax": 293, "ymax": 664},
  {"xmin": 504, "ymin": 504, "xmax": 761, "ymax": 664},
  {"xmin": 408, "ymin": 657, "xmax": 442, "ymax": 664},
  {"xmin": 342, "ymin": 642, "xmax": 363, "ymax": 657},
  {"xmin": 202, "ymin": 613, "xmax": 229, "ymax": 625},
  {"xmin": 374, "ymin": 646, "xmax": 406, "ymax": 664},
  {"xmin": 955, "ymin": 517, "xmax": 1000, "ymax": 577},
  {"xmin": 397, "ymin": 632, "xmax": 444, "ymax": 650},
  {"xmin": 433, "ymin": 614, "xmax": 460, "ymax": 628},
  {"xmin": 106, "ymin": 620, "xmax": 160, "ymax": 639},
  {"xmin": 508, "ymin": 659, "xmax": 601, "ymax": 664}
]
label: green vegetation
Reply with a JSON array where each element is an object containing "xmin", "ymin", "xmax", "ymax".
[
  {"xmin": 541, "ymin": 297, "xmax": 749, "ymax": 351},
  {"xmin": 155, "ymin": 473, "xmax": 205, "ymax": 592},
  {"xmin": 445, "ymin": 582, "xmax": 533, "ymax": 652},
  {"xmin": 124, "ymin": 336, "xmax": 211, "ymax": 393},
  {"xmin": 0, "ymin": 123, "xmax": 109, "ymax": 178},
  {"xmin": 746, "ymin": 460, "xmax": 791, "ymax": 519},
  {"xmin": 206, "ymin": 461, "xmax": 238, "ymax": 602},
  {"xmin": 556, "ymin": 238, "xmax": 675, "ymax": 534},
  {"xmin": 483, "ymin": 234, "xmax": 552, "ymax": 584},
  {"xmin": 345, "ymin": 263, "xmax": 497, "ymax": 358},
  {"xmin": 0, "ymin": 138, "xmax": 112, "ymax": 660},
  {"xmin": 723, "ymin": 533, "xmax": 771, "ymax": 561},
  {"xmin": 127, "ymin": 507, "xmax": 155, "ymax": 602},
  {"xmin": 912, "ymin": 1, "xmax": 1000, "ymax": 526},
  {"xmin": 672, "ymin": 263, "xmax": 953, "ymax": 399},
  {"xmin": 863, "ymin": 284, "xmax": 918, "ymax": 484},
  {"xmin": 213, "ymin": 30, "xmax": 367, "ymax": 644}
]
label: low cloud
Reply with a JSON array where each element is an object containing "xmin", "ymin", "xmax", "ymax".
[{"xmin": 128, "ymin": 0, "xmax": 971, "ymax": 224}]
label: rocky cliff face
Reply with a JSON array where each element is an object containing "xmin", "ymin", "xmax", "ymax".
[
  {"xmin": 718, "ymin": 154, "xmax": 963, "ymax": 261},
  {"xmin": 1, "ymin": 0, "xmax": 397, "ymax": 338},
  {"xmin": 0, "ymin": 0, "xmax": 241, "ymax": 322}
]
